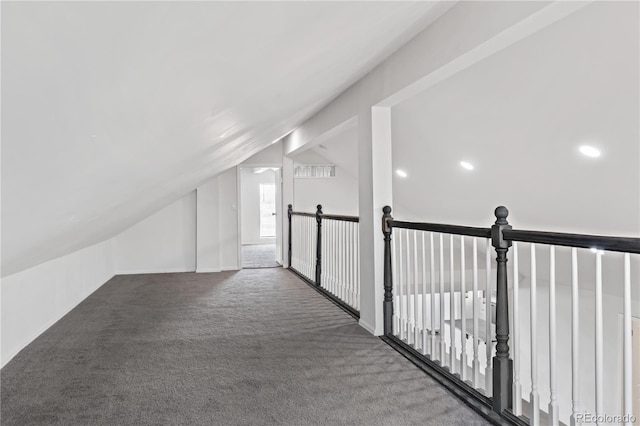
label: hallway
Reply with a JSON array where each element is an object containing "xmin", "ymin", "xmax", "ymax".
[
  {"xmin": 1, "ymin": 269, "xmax": 488, "ymax": 425},
  {"xmin": 241, "ymin": 244, "xmax": 280, "ymax": 269}
]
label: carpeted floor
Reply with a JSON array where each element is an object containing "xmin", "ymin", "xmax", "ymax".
[
  {"xmin": 1, "ymin": 269, "xmax": 490, "ymax": 426},
  {"xmin": 242, "ymin": 244, "xmax": 280, "ymax": 268}
]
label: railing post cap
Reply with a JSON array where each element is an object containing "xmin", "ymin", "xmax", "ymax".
[
  {"xmin": 383, "ymin": 206, "xmax": 392, "ymax": 215},
  {"xmin": 494, "ymin": 206, "xmax": 509, "ymax": 225},
  {"xmin": 492, "ymin": 206, "xmax": 512, "ymax": 248}
]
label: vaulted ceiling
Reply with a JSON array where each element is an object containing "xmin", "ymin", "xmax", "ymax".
[{"xmin": 2, "ymin": 1, "xmax": 445, "ymax": 276}]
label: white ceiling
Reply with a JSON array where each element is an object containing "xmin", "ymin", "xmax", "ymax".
[
  {"xmin": 391, "ymin": 1, "xmax": 639, "ymax": 237},
  {"xmin": 1, "ymin": 1, "xmax": 444, "ymax": 276}
]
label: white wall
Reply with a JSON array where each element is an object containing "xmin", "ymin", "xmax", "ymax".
[
  {"xmin": 115, "ymin": 192, "xmax": 197, "ymax": 274},
  {"xmin": 219, "ymin": 167, "xmax": 240, "ymax": 270},
  {"xmin": 1, "ymin": 239, "xmax": 115, "ymax": 367},
  {"xmin": 390, "ymin": 1, "xmax": 639, "ymax": 236},
  {"xmin": 196, "ymin": 178, "xmax": 220, "ymax": 273},
  {"xmin": 292, "ymin": 150, "xmax": 358, "ymax": 215},
  {"xmin": 195, "ymin": 167, "xmax": 242, "ymax": 271},
  {"xmin": 241, "ymin": 168, "xmax": 277, "ymax": 245}
]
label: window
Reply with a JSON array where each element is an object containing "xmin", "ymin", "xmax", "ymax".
[
  {"xmin": 259, "ymin": 183, "xmax": 276, "ymax": 237},
  {"xmin": 294, "ymin": 164, "xmax": 335, "ymax": 178}
]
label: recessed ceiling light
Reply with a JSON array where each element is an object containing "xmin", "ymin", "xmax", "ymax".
[
  {"xmin": 396, "ymin": 169, "xmax": 408, "ymax": 178},
  {"xmin": 579, "ymin": 145, "xmax": 601, "ymax": 158},
  {"xmin": 460, "ymin": 161, "xmax": 474, "ymax": 170}
]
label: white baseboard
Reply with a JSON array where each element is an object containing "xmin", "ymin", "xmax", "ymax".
[
  {"xmin": 220, "ymin": 266, "xmax": 240, "ymax": 271},
  {"xmin": 115, "ymin": 268, "xmax": 195, "ymax": 275},
  {"xmin": 359, "ymin": 319, "xmax": 382, "ymax": 336},
  {"xmin": 195, "ymin": 268, "xmax": 221, "ymax": 273}
]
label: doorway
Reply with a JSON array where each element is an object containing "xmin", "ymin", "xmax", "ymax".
[{"xmin": 239, "ymin": 166, "xmax": 282, "ymax": 268}]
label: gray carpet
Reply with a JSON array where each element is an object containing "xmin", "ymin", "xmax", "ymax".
[
  {"xmin": 242, "ymin": 244, "xmax": 279, "ymax": 268},
  {"xmin": 1, "ymin": 269, "xmax": 490, "ymax": 426}
]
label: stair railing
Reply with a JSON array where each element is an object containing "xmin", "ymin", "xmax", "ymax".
[{"xmin": 382, "ymin": 205, "xmax": 640, "ymax": 426}]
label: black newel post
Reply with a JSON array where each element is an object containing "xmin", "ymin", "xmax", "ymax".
[
  {"xmin": 491, "ymin": 206, "xmax": 513, "ymax": 413},
  {"xmin": 287, "ymin": 204, "xmax": 293, "ymax": 268},
  {"xmin": 315, "ymin": 204, "xmax": 323, "ymax": 286},
  {"xmin": 382, "ymin": 206, "xmax": 394, "ymax": 336}
]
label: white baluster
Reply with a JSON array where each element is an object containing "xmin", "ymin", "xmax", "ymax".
[
  {"xmin": 407, "ymin": 229, "xmax": 413, "ymax": 345},
  {"xmin": 342, "ymin": 221, "xmax": 347, "ymax": 303},
  {"xmin": 310, "ymin": 217, "xmax": 313, "ymax": 280},
  {"xmin": 298, "ymin": 217, "xmax": 301, "ymax": 270},
  {"xmin": 327, "ymin": 220, "xmax": 332, "ymax": 292},
  {"xmin": 303, "ymin": 217, "xmax": 307, "ymax": 277},
  {"xmin": 513, "ymin": 242, "xmax": 522, "ymax": 415},
  {"xmin": 450, "ymin": 234, "xmax": 456, "ymax": 373},
  {"xmin": 398, "ymin": 229, "xmax": 405, "ymax": 340},
  {"xmin": 595, "ymin": 250, "xmax": 603, "ymax": 425},
  {"xmin": 320, "ymin": 219, "xmax": 324, "ymax": 286},
  {"xmin": 460, "ymin": 235, "xmax": 467, "ymax": 381},
  {"xmin": 313, "ymin": 217, "xmax": 317, "ymax": 281},
  {"xmin": 623, "ymin": 253, "xmax": 632, "ymax": 426},
  {"xmin": 422, "ymin": 232, "xmax": 428, "ymax": 355},
  {"xmin": 335, "ymin": 220, "xmax": 339, "ymax": 297},
  {"xmin": 414, "ymin": 230, "xmax": 420, "ymax": 348},
  {"xmin": 440, "ymin": 234, "xmax": 446, "ymax": 364},
  {"xmin": 570, "ymin": 247, "xmax": 580, "ymax": 426},
  {"xmin": 348, "ymin": 221, "xmax": 352, "ymax": 306},
  {"xmin": 356, "ymin": 224, "xmax": 360, "ymax": 310},
  {"xmin": 485, "ymin": 238, "xmax": 493, "ymax": 397},
  {"xmin": 351, "ymin": 222, "xmax": 356, "ymax": 308},
  {"xmin": 430, "ymin": 232, "xmax": 436, "ymax": 358},
  {"xmin": 304, "ymin": 216, "xmax": 311, "ymax": 278},
  {"xmin": 530, "ymin": 243, "xmax": 539, "ymax": 425},
  {"xmin": 331, "ymin": 220, "xmax": 336, "ymax": 294},
  {"xmin": 472, "ymin": 237, "xmax": 480, "ymax": 388},
  {"xmin": 336, "ymin": 221, "xmax": 344, "ymax": 300},
  {"xmin": 391, "ymin": 223, "xmax": 398, "ymax": 335},
  {"xmin": 297, "ymin": 217, "xmax": 301, "ymax": 269},
  {"xmin": 296, "ymin": 216, "xmax": 300, "ymax": 271},
  {"xmin": 319, "ymin": 219, "xmax": 324, "ymax": 288},
  {"xmin": 292, "ymin": 217, "xmax": 296, "ymax": 268},
  {"xmin": 548, "ymin": 246, "xmax": 558, "ymax": 425}
]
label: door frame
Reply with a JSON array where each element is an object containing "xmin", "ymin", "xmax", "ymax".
[{"xmin": 236, "ymin": 164, "xmax": 283, "ymax": 268}]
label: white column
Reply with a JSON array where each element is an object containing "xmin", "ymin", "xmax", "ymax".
[
  {"xmin": 282, "ymin": 156, "xmax": 294, "ymax": 268},
  {"xmin": 361, "ymin": 106, "xmax": 393, "ymax": 336}
]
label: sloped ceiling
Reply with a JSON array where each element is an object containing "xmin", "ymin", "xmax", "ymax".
[{"xmin": 2, "ymin": 1, "xmax": 445, "ymax": 276}]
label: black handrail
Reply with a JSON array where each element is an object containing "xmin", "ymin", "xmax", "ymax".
[
  {"xmin": 290, "ymin": 212, "xmax": 315, "ymax": 218},
  {"xmin": 503, "ymin": 229, "xmax": 640, "ymax": 254},
  {"xmin": 322, "ymin": 214, "xmax": 359, "ymax": 223},
  {"xmin": 389, "ymin": 220, "xmax": 491, "ymax": 238},
  {"xmin": 290, "ymin": 210, "xmax": 359, "ymax": 222}
]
